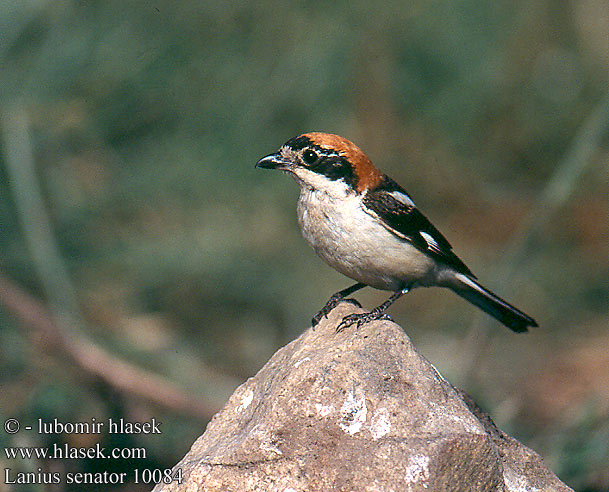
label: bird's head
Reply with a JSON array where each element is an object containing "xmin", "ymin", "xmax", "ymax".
[{"xmin": 256, "ymin": 132, "xmax": 382, "ymax": 194}]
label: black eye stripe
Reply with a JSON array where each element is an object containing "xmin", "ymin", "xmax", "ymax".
[
  {"xmin": 282, "ymin": 136, "xmax": 357, "ymax": 188},
  {"xmin": 309, "ymin": 155, "xmax": 356, "ymax": 186}
]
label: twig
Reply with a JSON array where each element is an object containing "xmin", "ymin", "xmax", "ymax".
[
  {"xmin": 0, "ymin": 272, "xmax": 218, "ymax": 419},
  {"xmin": 1, "ymin": 107, "xmax": 223, "ymax": 420},
  {"xmin": 1, "ymin": 107, "xmax": 82, "ymax": 325}
]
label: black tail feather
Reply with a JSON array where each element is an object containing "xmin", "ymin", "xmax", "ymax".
[{"xmin": 450, "ymin": 274, "xmax": 538, "ymax": 333}]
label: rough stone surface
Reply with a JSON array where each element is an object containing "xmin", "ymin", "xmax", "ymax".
[{"xmin": 153, "ymin": 303, "xmax": 572, "ymax": 492}]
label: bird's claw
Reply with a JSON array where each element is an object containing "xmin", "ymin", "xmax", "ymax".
[
  {"xmin": 335, "ymin": 311, "xmax": 392, "ymax": 333},
  {"xmin": 311, "ymin": 297, "xmax": 362, "ymax": 328}
]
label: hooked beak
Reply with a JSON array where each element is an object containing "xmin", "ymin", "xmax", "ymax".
[{"xmin": 255, "ymin": 152, "xmax": 291, "ymax": 171}]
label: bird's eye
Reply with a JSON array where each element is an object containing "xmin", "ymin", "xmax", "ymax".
[{"xmin": 302, "ymin": 149, "xmax": 318, "ymax": 165}]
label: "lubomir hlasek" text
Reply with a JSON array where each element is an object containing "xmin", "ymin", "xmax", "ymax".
[{"xmin": 36, "ymin": 418, "xmax": 161, "ymax": 434}]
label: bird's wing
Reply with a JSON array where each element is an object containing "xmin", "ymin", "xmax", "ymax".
[{"xmin": 361, "ymin": 177, "xmax": 475, "ymax": 277}]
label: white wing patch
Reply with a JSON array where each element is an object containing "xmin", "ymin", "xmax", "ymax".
[
  {"xmin": 388, "ymin": 190, "xmax": 415, "ymax": 208},
  {"xmin": 420, "ymin": 231, "xmax": 442, "ymax": 253}
]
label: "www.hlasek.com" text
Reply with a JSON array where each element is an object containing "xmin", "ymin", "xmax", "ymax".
[{"xmin": 4, "ymin": 443, "xmax": 146, "ymax": 460}]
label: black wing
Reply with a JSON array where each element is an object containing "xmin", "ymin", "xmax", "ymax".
[{"xmin": 362, "ymin": 176, "xmax": 475, "ymax": 277}]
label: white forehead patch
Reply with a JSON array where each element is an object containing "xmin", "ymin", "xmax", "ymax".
[{"xmin": 388, "ymin": 191, "xmax": 415, "ymax": 208}]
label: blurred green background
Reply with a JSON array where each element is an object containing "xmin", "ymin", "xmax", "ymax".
[{"xmin": 1, "ymin": 1, "xmax": 608, "ymax": 491}]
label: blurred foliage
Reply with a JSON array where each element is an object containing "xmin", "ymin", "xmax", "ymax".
[{"xmin": 1, "ymin": 1, "xmax": 608, "ymax": 491}]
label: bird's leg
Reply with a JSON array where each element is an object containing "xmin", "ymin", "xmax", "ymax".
[
  {"xmin": 312, "ymin": 283, "xmax": 366, "ymax": 327},
  {"xmin": 336, "ymin": 286, "xmax": 410, "ymax": 333}
]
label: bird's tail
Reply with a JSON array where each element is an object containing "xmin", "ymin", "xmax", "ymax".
[{"xmin": 449, "ymin": 273, "xmax": 538, "ymax": 332}]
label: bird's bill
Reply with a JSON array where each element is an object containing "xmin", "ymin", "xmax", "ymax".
[{"xmin": 255, "ymin": 152, "xmax": 291, "ymax": 170}]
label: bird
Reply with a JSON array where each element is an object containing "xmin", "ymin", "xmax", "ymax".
[{"xmin": 256, "ymin": 132, "xmax": 538, "ymax": 333}]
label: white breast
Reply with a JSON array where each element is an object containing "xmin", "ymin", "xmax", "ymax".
[{"xmin": 296, "ymin": 183, "xmax": 435, "ymax": 291}]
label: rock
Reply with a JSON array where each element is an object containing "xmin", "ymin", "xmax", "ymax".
[{"xmin": 153, "ymin": 303, "xmax": 572, "ymax": 492}]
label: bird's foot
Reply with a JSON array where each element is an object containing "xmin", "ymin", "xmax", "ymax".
[
  {"xmin": 312, "ymin": 296, "xmax": 362, "ymax": 328},
  {"xmin": 336, "ymin": 310, "xmax": 392, "ymax": 333}
]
